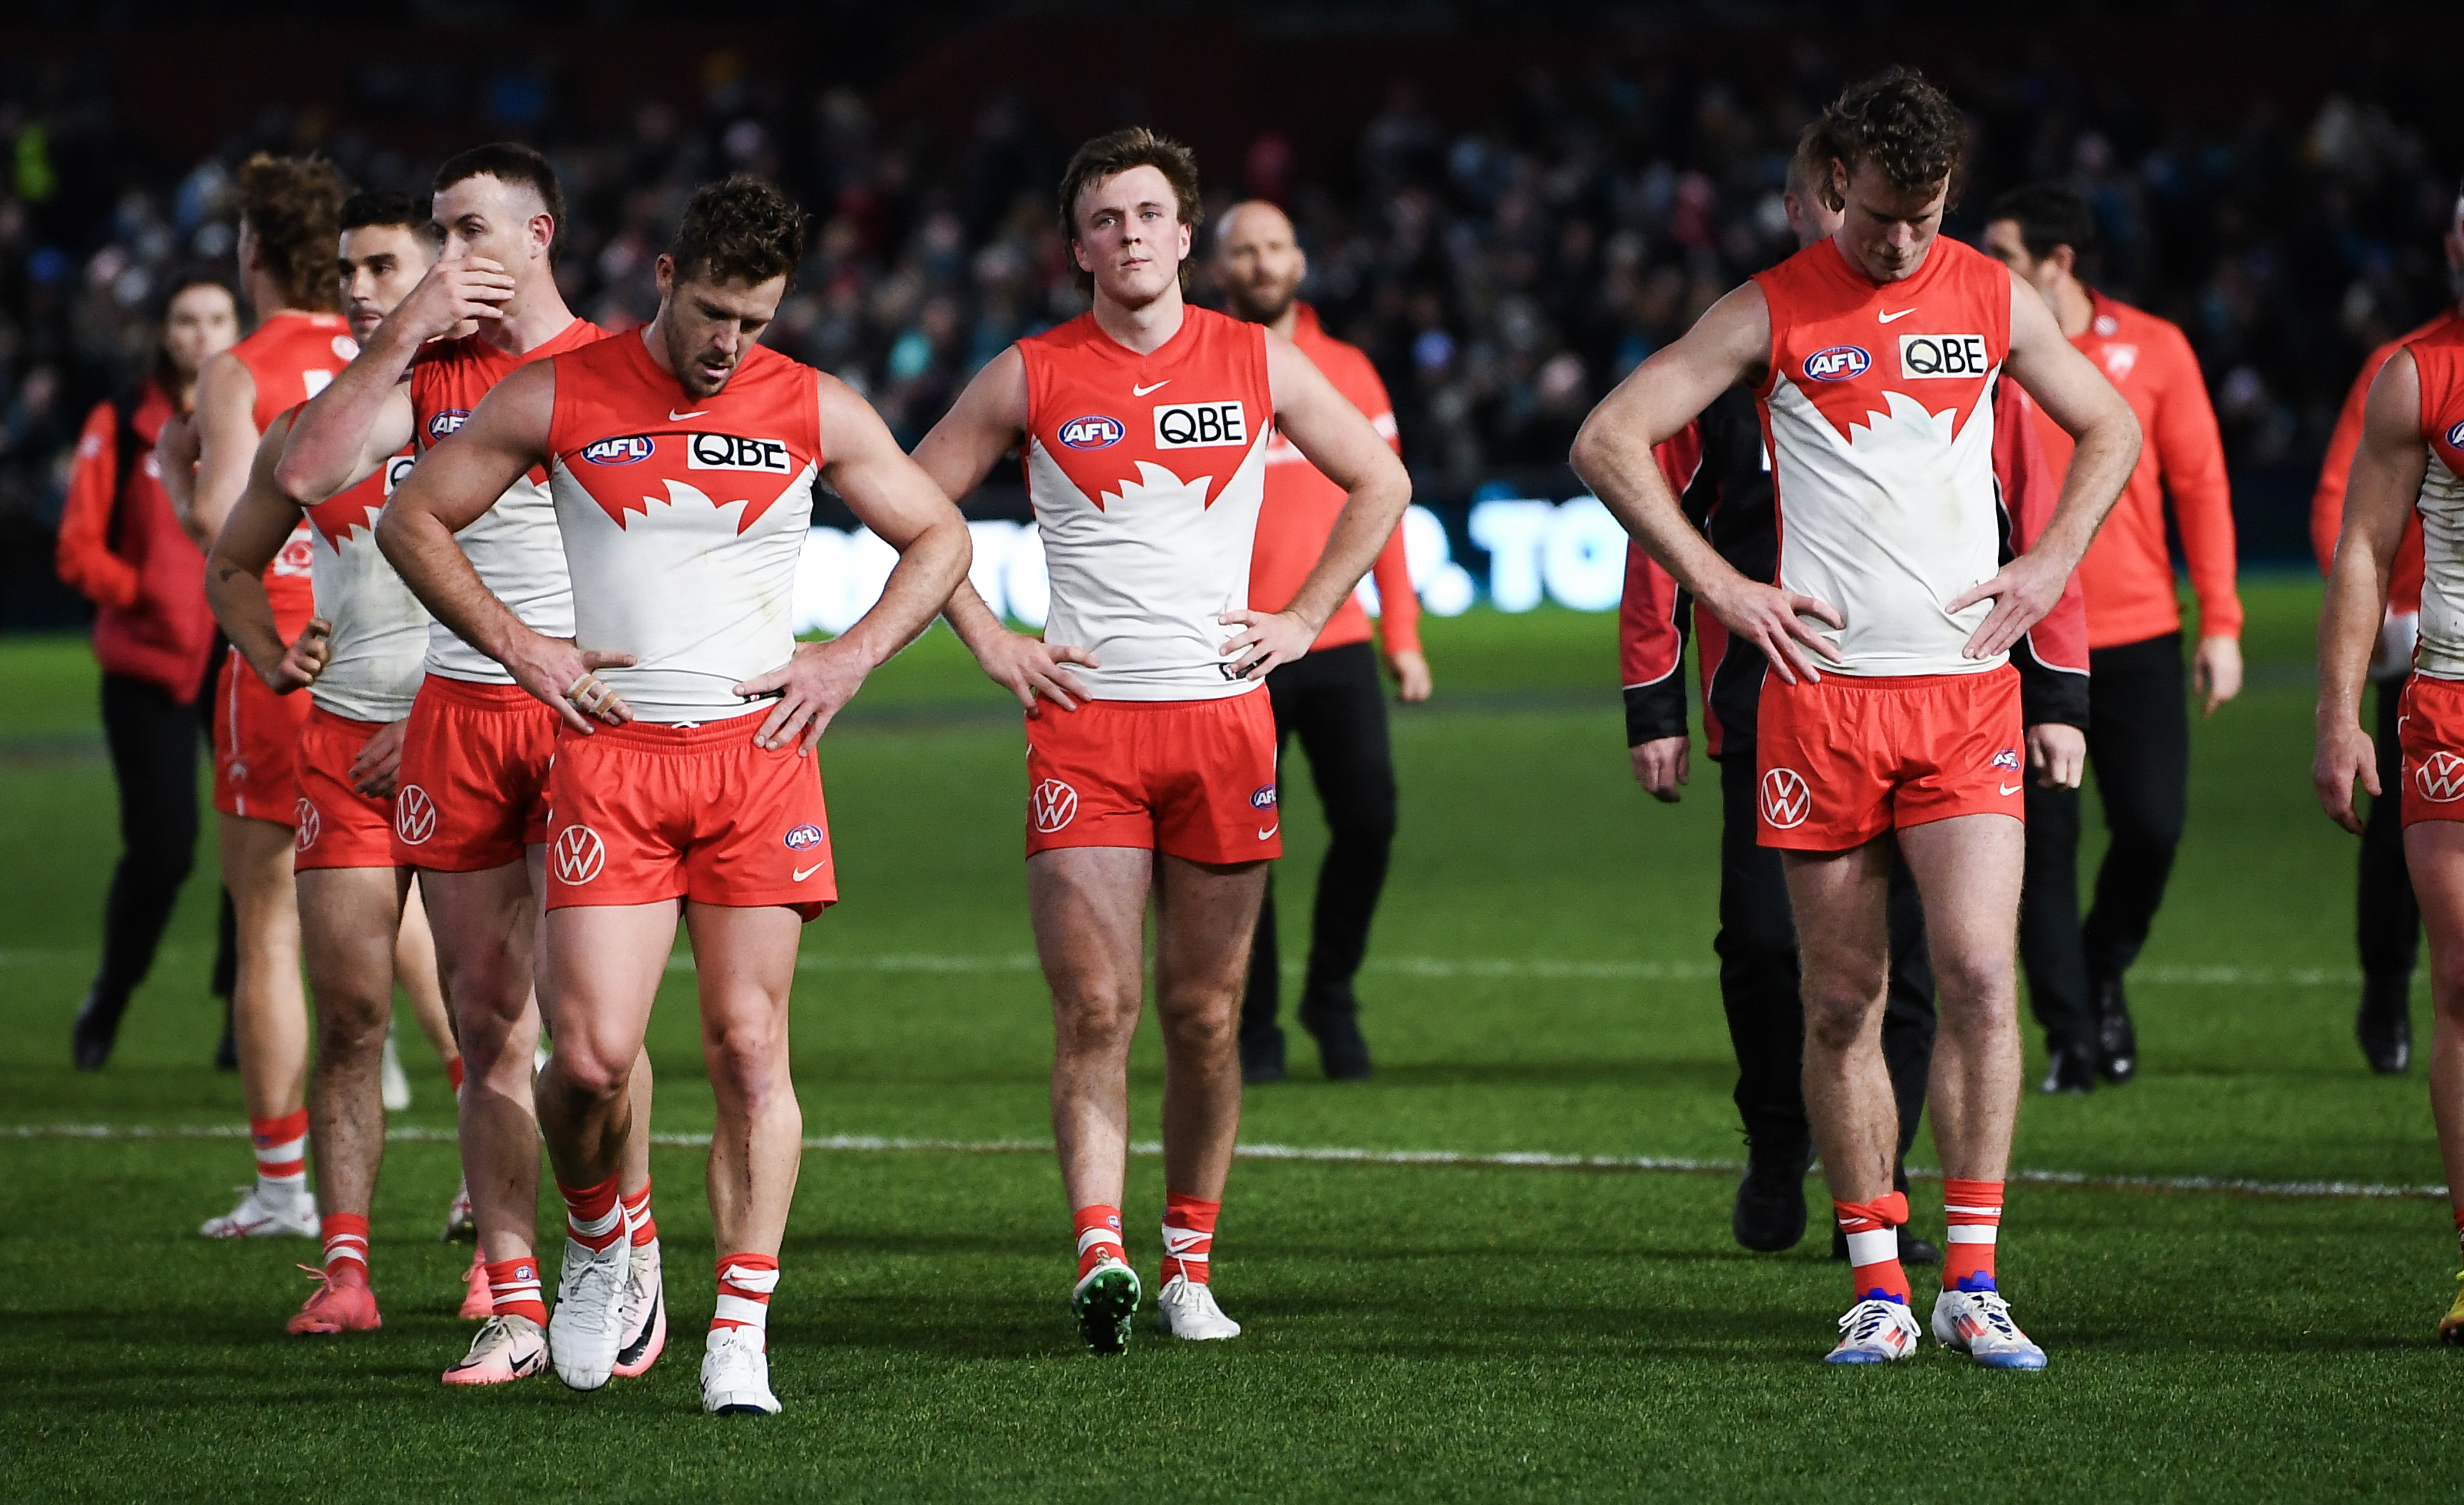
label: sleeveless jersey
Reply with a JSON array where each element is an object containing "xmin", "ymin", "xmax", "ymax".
[
  {"xmin": 232, "ymin": 311, "xmax": 357, "ymax": 635},
  {"xmin": 545, "ymin": 333, "xmax": 823, "ymax": 724},
  {"xmin": 1019, "ymin": 307, "xmax": 1274, "ymax": 702},
  {"xmin": 408, "ymin": 318, "xmax": 604, "ymax": 683},
  {"xmin": 304, "ymin": 439, "xmax": 430, "ymax": 721},
  {"xmin": 2408, "ymin": 325, "xmax": 2464, "ymax": 679},
  {"xmin": 1752, "ymin": 235, "xmax": 2014, "ymax": 676}
]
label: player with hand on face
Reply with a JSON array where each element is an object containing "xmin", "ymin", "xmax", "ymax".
[
  {"xmin": 914, "ymin": 129, "xmax": 1411, "ymax": 1355},
  {"xmin": 381, "ymin": 175, "xmax": 971, "ymax": 1414}
]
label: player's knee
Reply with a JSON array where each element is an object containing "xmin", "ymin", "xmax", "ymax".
[
  {"xmin": 1156, "ymin": 992, "xmax": 1237, "ymax": 1053},
  {"xmin": 1800, "ymin": 982, "xmax": 1881, "ymax": 1051},
  {"xmin": 546, "ymin": 1041, "xmax": 634, "ymax": 1101},
  {"xmin": 1929, "ymin": 950, "xmax": 2016, "ymax": 1015},
  {"xmin": 2430, "ymin": 957, "xmax": 2464, "ymax": 1018},
  {"xmin": 1052, "ymin": 980, "xmax": 1141, "ymax": 1044}
]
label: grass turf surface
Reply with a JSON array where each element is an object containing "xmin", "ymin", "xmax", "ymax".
[{"xmin": 3, "ymin": 578, "xmax": 2457, "ymax": 1501}]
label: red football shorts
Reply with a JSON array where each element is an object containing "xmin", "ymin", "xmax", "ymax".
[
  {"xmin": 294, "ymin": 707, "xmax": 402, "ymax": 870},
  {"xmin": 1021, "ymin": 692, "xmax": 1282, "ymax": 864},
  {"xmin": 1755, "ymin": 667, "xmax": 2024, "ymax": 851},
  {"xmin": 392, "ymin": 676, "xmax": 557, "ymax": 871},
  {"xmin": 2398, "ymin": 672, "xmax": 2464, "ymax": 826},
  {"xmin": 212, "ymin": 647, "xmax": 311, "ymax": 824},
  {"xmin": 543, "ymin": 709, "xmax": 835, "ymax": 921}
]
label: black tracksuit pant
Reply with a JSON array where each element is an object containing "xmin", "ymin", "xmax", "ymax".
[
  {"xmin": 2359, "ymin": 677, "xmax": 2422, "ymax": 984},
  {"xmin": 2019, "ymin": 631, "xmax": 2192, "ymax": 1050},
  {"xmin": 1242, "ymin": 641, "xmax": 1398, "ymax": 1038},
  {"xmin": 1716, "ymin": 754, "xmax": 1936, "ymax": 1171},
  {"xmin": 89, "ymin": 673, "xmax": 205, "ymax": 1013}
]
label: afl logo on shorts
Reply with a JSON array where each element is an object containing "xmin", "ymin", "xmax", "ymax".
[
  {"xmin": 2416, "ymin": 751, "xmax": 2464, "ymax": 804},
  {"xmin": 1249, "ymin": 784, "xmax": 1277, "ymax": 811},
  {"xmin": 395, "ymin": 784, "xmax": 437, "ymax": 846},
  {"xmin": 1803, "ymin": 346, "xmax": 1870, "ymax": 383},
  {"xmin": 582, "ymin": 435, "xmax": 654, "ymax": 466},
  {"xmin": 1031, "ymin": 779, "xmax": 1079, "ymax": 833},
  {"xmin": 783, "ymin": 823, "xmax": 825, "ymax": 851},
  {"xmin": 428, "ymin": 409, "xmax": 470, "ymax": 441},
  {"xmin": 294, "ymin": 798, "xmax": 321, "ymax": 851},
  {"xmin": 1760, "ymin": 767, "xmax": 1811, "ymax": 829},
  {"xmin": 1991, "ymin": 748, "xmax": 2021, "ymax": 772},
  {"xmin": 552, "ymin": 824, "xmax": 607, "ymax": 885},
  {"xmin": 2446, "ymin": 419, "xmax": 2464, "ymax": 451},
  {"xmin": 1058, "ymin": 414, "xmax": 1125, "ymax": 450}
]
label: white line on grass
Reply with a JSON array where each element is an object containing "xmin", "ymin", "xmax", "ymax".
[{"xmin": 7, "ymin": 1121, "xmax": 2443, "ymax": 1201}]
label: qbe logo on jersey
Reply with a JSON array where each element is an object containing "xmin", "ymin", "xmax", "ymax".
[
  {"xmin": 552, "ymin": 823, "xmax": 607, "ymax": 885},
  {"xmin": 1031, "ymin": 779, "xmax": 1079, "ymax": 833},
  {"xmin": 383, "ymin": 453, "xmax": 417, "ymax": 497},
  {"xmin": 1759, "ymin": 767, "xmax": 1811, "ymax": 830},
  {"xmin": 1153, "ymin": 401, "xmax": 1247, "ymax": 449},
  {"xmin": 1899, "ymin": 334, "xmax": 1991, "ymax": 379},
  {"xmin": 686, "ymin": 433, "xmax": 792, "ymax": 474},
  {"xmin": 2417, "ymin": 751, "xmax": 2464, "ymax": 804}
]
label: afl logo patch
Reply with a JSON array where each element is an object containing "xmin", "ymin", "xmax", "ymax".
[
  {"xmin": 2447, "ymin": 419, "xmax": 2464, "ymax": 451},
  {"xmin": 1031, "ymin": 779, "xmax": 1079, "ymax": 833},
  {"xmin": 427, "ymin": 409, "xmax": 470, "ymax": 441},
  {"xmin": 1249, "ymin": 784, "xmax": 1277, "ymax": 811},
  {"xmin": 1803, "ymin": 345, "xmax": 1870, "ymax": 382},
  {"xmin": 1991, "ymin": 747, "xmax": 2021, "ymax": 771},
  {"xmin": 1058, "ymin": 414, "xmax": 1124, "ymax": 450},
  {"xmin": 783, "ymin": 823, "xmax": 825, "ymax": 851},
  {"xmin": 582, "ymin": 435, "xmax": 654, "ymax": 466},
  {"xmin": 1759, "ymin": 767, "xmax": 1811, "ymax": 829},
  {"xmin": 395, "ymin": 785, "xmax": 437, "ymax": 846}
]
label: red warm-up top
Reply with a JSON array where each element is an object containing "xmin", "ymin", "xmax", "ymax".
[
  {"xmin": 2310, "ymin": 307, "xmax": 2458, "ymax": 613},
  {"xmin": 53, "ymin": 383, "xmax": 217, "ymax": 701}
]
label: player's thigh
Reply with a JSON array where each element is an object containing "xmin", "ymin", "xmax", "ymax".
[
  {"xmin": 220, "ymin": 812, "xmax": 300, "ymax": 925},
  {"xmin": 1153, "ymin": 854, "xmax": 1269, "ymax": 1006},
  {"xmin": 1896, "ymin": 813, "xmax": 2024, "ymax": 998},
  {"xmin": 417, "ymin": 858, "xmax": 535, "ymax": 1005},
  {"xmin": 297, "ymin": 865, "xmax": 407, "ymax": 1020},
  {"xmin": 683, "ymin": 903, "xmax": 803, "ymax": 1077},
  {"xmin": 545, "ymin": 900, "xmax": 679, "ymax": 1087},
  {"xmin": 2403, "ymin": 822, "xmax": 2464, "ymax": 986},
  {"xmin": 1780, "ymin": 838, "xmax": 1894, "ymax": 1015},
  {"xmin": 1028, "ymin": 846, "xmax": 1152, "ymax": 1009}
]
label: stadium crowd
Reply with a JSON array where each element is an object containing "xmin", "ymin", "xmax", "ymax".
[{"xmin": 1, "ymin": 41, "xmax": 2458, "ymax": 598}]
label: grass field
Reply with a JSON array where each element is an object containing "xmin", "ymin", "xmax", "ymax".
[{"xmin": 4, "ymin": 577, "xmax": 2458, "ymax": 1501}]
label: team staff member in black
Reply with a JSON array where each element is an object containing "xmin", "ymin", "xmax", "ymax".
[
  {"xmin": 1214, "ymin": 200, "xmax": 1429, "ymax": 1082},
  {"xmin": 1618, "ymin": 130, "xmax": 2090, "ymax": 1252}
]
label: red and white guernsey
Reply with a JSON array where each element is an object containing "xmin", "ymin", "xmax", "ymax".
[
  {"xmin": 545, "ymin": 334, "xmax": 823, "ymax": 723},
  {"xmin": 409, "ymin": 319, "xmax": 604, "ymax": 684},
  {"xmin": 232, "ymin": 311, "xmax": 359, "ymax": 635},
  {"xmin": 1019, "ymin": 307, "xmax": 1274, "ymax": 702},
  {"xmin": 2410, "ymin": 324, "xmax": 2464, "ymax": 680},
  {"xmin": 304, "ymin": 442, "xmax": 430, "ymax": 722},
  {"xmin": 1753, "ymin": 236, "xmax": 2015, "ymax": 676}
]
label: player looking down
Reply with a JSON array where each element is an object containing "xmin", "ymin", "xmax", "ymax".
[
  {"xmin": 381, "ymin": 174, "xmax": 971, "ymax": 1414},
  {"xmin": 914, "ymin": 128, "xmax": 1411, "ymax": 1354},
  {"xmin": 1574, "ymin": 68, "xmax": 2139, "ymax": 1367}
]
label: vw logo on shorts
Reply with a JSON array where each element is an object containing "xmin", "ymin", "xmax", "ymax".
[
  {"xmin": 1031, "ymin": 779, "xmax": 1080, "ymax": 833},
  {"xmin": 2416, "ymin": 751, "xmax": 2464, "ymax": 804},
  {"xmin": 395, "ymin": 784, "xmax": 437, "ymax": 846},
  {"xmin": 294, "ymin": 798, "xmax": 321, "ymax": 851},
  {"xmin": 552, "ymin": 824, "xmax": 607, "ymax": 885},
  {"xmin": 1760, "ymin": 767, "xmax": 1812, "ymax": 829}
]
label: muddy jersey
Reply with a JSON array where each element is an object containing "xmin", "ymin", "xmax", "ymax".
[
  {"xmin": 1751, "ymin": 235, "xmax": 2014, "ymax": 676},
  {"xmin": 2409, "ymin": 324, "xmax": 2464, "ymax": 679},
  {"xmin": 1019, "ymin": 307, "xmax": 1274, "ymax": 702},
  {"xmin": 304, "ymin": 440, "xmax": 429, "ymax": 721},
  {"xmin": 232, "ymin": 311, "xmax": 356, "ymax": 634},
  {"xmin": 545, "ymin": 333, "xmax": 823, "ymax": 723},
  {"xmin": 408, "ymin": 318, "xmax": 604, "ymax": 683}
]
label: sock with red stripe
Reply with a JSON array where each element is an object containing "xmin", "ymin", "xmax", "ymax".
[
  {"xmin": 320, "ymin": 1212, "xmax": 369, "ymax": 1278},
  {"xmin": 1834, "ymin": 1190, "xmax": 1912, "ymax": 1305},
  {"xmin": 445, "ymin": 1056, "xmax": 465, "ymax": 1095},
  {"xmin": 713, "ymin": 1253, "xmax": 779, "ymax": 1338},
  {"xmin": 557, "ymin": 1173, "xmax": 625, "ymax": 1253},
  {"xmin": 250, "ymin": 1109, "xmax": 309, "ymax": 1193},
  {"xmin": 1943, "ymin": 1178, "xmax": 2005, "ymax": 1293},
  {"xmin": 1161, "ymin": 1193, "xmax": 1220, "ymax": 1286},
  {"xmin": 622, "ymin": 1181, "xmax": 657, "ymax": 1247},
  {"xmin": 1074, "ymin": 1204, "xmax": 1126, "ymax": 1280},
  {"xmin": 487, "ymin": 1256, "xmax": 547, "ymax": 1326}
]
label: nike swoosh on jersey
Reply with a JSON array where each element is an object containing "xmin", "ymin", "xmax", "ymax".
[
  {"xmin": 1877, "ymin": 308, "xmax": 1916, "ymax": 323},
  {"xmin": 669, "ymin": 408, "xmax": 709, "ymax": 421},
  {"xmin": 793, "ymin": 863, "xmax": 827, "ymax": 882},
  {"xmin": 1132, "ymin": 380, "xmax": 1170, "ymax": 396}
]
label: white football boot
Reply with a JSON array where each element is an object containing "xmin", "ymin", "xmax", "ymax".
[
  {"xmin": 702, "ymin": 1326, "xmax": 781, "ymax": 1415},
  {"xmin": 1824, "ymin": 1295, "xmax": 1922, "ymax": 1364},
  {"xmin": 200, "ymin": 1182, "xmax": 316, "ymax": 1239},
  {"xmin": 441, "ymin": 1178, "xmax": 475, "ymax": 1242},
  {"xmin": 547, "ymin": 1237, "xmax": 629, "ymax": 1390},
  {"xmin": 442, "ymin": 1314, "xmax": 549, "ymax": 1386},
  {"xmin": 1155, "ymin": 1275, "xmax": 1242, "ymax": 1340},
  {"xmin": 1931, "ymin": 1283, "xmax": 2048, "ymax": 1370},
  {"xmin": 613, "ymin": 1236, "xmax": 666, "ymax": 1377}
]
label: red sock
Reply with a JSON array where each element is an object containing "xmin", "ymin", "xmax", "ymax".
[
  {"xmin": 1834, "ymin": 1191, "xmax": 1912, "ymax": 1305},
  {"xmin": 622, "ymin": 1181, "xmax": 657, "ymax": 1247},
  {"xmin": 713, "ymin": 1253, "xmax": 779, "ymax": 1336},
  {"xmin": 250, "ymin": 1109, "xmax": 309, "ymax": 1188},
  {"xmin": 557, "ymin": 1173, "xmax": 624, "ymax": 1252},
  {"xmin": 320, "ymin": 1212, "xmax": 369, "ymax": 1275},
  {"xmin": 1161, "ymin": 1193, "xmax": 1220, "ymax": 1285},
  {"xmin": 1074, "ymin": 1204, "xmax": 1126, "ymax": 1280},
  {"xmin": 487, "ymin": 1256, "xmax": 547, "ymax": 1325},
  {"xmin": 1943, "ymin": 1178, "xmax": 2005, "ymax": 1292},
  {"xmin": 445, "ymin": 1056, "xmax": 465, "ymax": 1094}
]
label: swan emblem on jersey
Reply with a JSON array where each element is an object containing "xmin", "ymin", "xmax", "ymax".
[
  {"xmin": 1803, "ymin": 345, "xmax": 1870, "ymax": 382},
  {"xmin": 594, "ymin": 475, "xmax": 805, "ymax": 535}
]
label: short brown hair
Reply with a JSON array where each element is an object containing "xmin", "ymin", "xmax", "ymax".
[
  {"xmin": 669, "ymin": 174, "xmax": 807, "ymax": 292},
  {"xmin": 1056, "ymin": 126, "xmax": 1203, "ymax": 296},
  {"xmin": 237, "ymin": 154, "xmax": 345, "ymax": 312},
  {"xmin": 1810, "ymin": 67, "xmax": 1966, "ymax": 208},
  {"xmin": 433, "ymin": 142, "xmax": 567, "ymax": 262}
]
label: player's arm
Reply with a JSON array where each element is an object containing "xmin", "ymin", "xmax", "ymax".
[
  {"xmin": 1960, "ymin": 274, "xmax": 2143, "ymax": 658},
  {"xmin": 912, "ymin": 346, "xmax": 1098, "ymax": 713},
  {"xmin": 730, "ymin": 375, "xmax": 973, "ymax": 754},
  {"xmin": 177, "ymin": 351, "xmax": 259, "ymax": 548},
  {"xmin": 204, "ymin": 410, "xmax": 327, "ymax": 694},
  {"xmin": 1220, "ymin": 331, "xmax": 1412, "ymax": 679},
  {"xmin": 54, "ymin": 403, "xmax": 140, "ymax": 610},
  {"xmin": 1574, "ymin": 282, "xmax": 1841, "ymax": 685},
  {"xmin": 277, "ymin": 255, "xmax": 511, "ymax": 503},
  {"xmin": 376, "ymin": 361, "xmax": 630, "ymax": 734},
  {"xmin": 2315, "ymin": 349, "xmax": 2428, "ymax": 833},
  {"xmin": 2150, "ymin": 328, "xmax": 2244, "ymax": 713}
]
